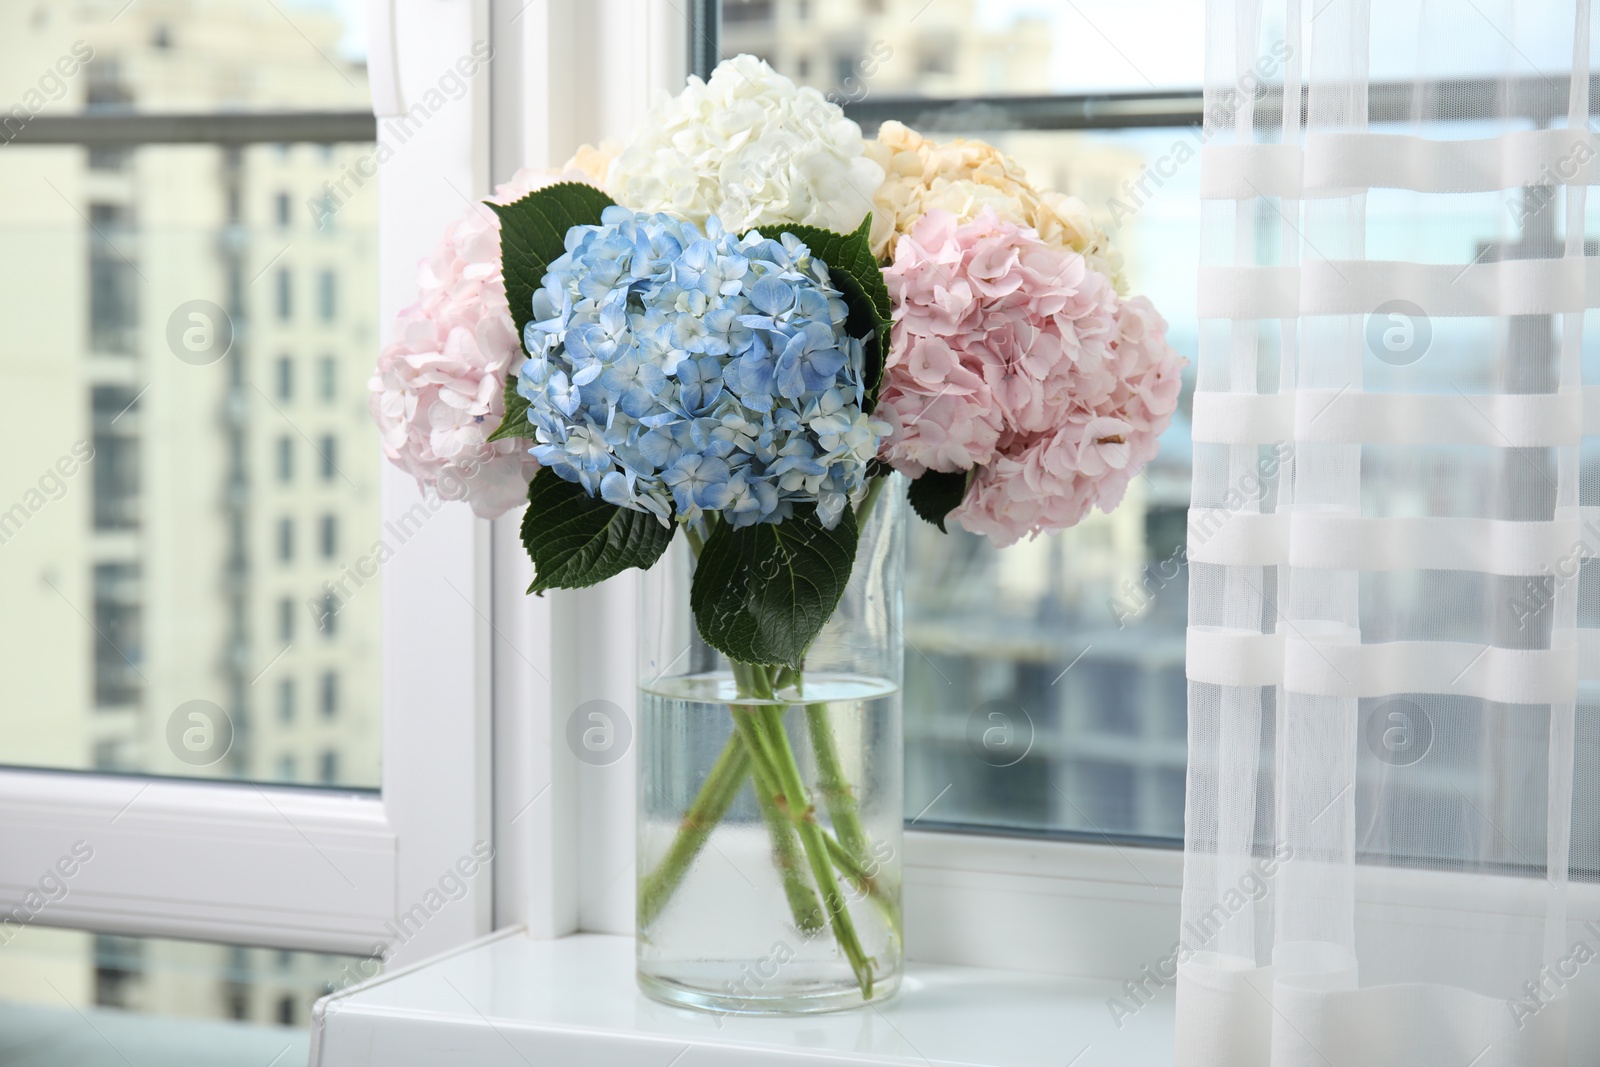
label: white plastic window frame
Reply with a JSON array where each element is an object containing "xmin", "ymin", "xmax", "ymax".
[
  {"xmin": 0, "ymin": 0, "xmax": 496, "ymax": 967},
  {"xmin": 483, "ymin": 0, "xmax": 1189, "ymax": 984}
]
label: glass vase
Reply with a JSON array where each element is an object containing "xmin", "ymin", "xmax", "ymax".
[{"xmin": 636, "ymin": 480, "xmax": 904, "ymax": 1015}]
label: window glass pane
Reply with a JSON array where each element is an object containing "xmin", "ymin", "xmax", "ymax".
[
  {"xmin": 718, "ymin": 0, "xmax": 1204, "ymax": 95},
  {"xmin": 891, "ymin": 127, "xmax": 1197, "ymax": 840},
  {"xmin": 0, "ymin": 3, "xmax": 381, "ymax": 789},
  {"xmin": 0, "ymin": 926, "xmax": 372, "ymax": 1066},
  {"xmin": 2, "ymin": 0, "xmax": 370, "ymax": 115}
]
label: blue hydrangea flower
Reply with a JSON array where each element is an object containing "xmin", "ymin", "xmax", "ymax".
[{"xmin": 516, "ymin": 206, "xmax": 887, "ymax": 530}]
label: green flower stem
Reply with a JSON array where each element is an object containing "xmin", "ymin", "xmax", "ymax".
[
  {"xmin": 823, "ymin": 829, "xmax": 901, "ymax": 944},
  {"xmin": 750, "ymin": 696, "xmax": 875, "ymax": 999},
  {"xmin": 774, "ymin": 664, "xmax": 875, "ymax": 879},
  {"xmin": 803, "ymin": 701, "xmax": 873, "ymax": 865},
  {"xmin": 636, "ymin": 730, "xmax": 750, "ymax": 930},
  {"xmin": 729, "ymin": 705, "xmax": 825, "ymax": 933}
]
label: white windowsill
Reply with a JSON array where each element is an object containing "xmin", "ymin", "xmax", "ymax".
[{"xmin": 308, "ymin": 929, "xmax": 1175, "ymax": 1067}]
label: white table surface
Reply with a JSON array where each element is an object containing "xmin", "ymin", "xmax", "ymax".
[{"xmin": 309, "ymin": 929, "xmax": 1175, "ymax": 1066}]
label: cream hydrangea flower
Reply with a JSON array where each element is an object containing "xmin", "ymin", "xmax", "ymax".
[
  {"xmin": 608, "ymin": 54, "xmax": 884, "ymax": 235},
  {"xmin": 866, "ymin": 120, "xmax": 1126, "ymax": 291}
]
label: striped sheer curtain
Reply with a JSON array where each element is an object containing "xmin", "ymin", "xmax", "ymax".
[{"xmin": 1180, "ymin": 1, "xmax": 1599, "ymax": 1064}]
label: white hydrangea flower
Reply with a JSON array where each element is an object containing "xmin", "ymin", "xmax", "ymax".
[{"xmin": 608, "ymin": 54, "xmax": 884, "ymax": 236}]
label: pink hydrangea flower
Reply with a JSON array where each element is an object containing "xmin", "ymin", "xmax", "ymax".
[
  {"xmin": 369, "ymin": 166, "xmax": 593, "ymax": 519},
  {"xmin": 879, "ymin": 209, "xmax": 1185, "ymax": 547}
]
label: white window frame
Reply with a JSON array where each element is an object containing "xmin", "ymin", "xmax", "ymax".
[{"xmin": 0, "ymin": 0, "xmax": 497, "ymax": 968}]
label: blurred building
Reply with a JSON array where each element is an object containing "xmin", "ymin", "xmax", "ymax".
[{"xmin": 0, "ymin": 0, "xmax": 379, "ymax": 1029}]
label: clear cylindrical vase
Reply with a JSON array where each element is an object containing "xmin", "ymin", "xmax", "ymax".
[{"xmin": 636, "ymin": 481, "xmax": 904, "ymax": 1015}]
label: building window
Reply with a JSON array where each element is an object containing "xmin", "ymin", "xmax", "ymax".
[
  {"xmin": 89, "ymin": 203, "xmax": 139, "ymax": 354},
  {"xmin": 319, "ymin": 514, "xmax": 337, "ymax": 558},
  {"xmin": 317, "ymin": 270, "xmax": 336, "ymax": 321},
  {"xmin": 88, "ymin": 146, "xmax": 130, "ymax": 171},
  {"xmin": 278, "ymin": 678, "xmax": 295, "ymax": 724},
  {"xmin": 318, "ymin": 356, "xmax": 337, "ymax": 402},
  {"xmin": 278, "ymin": 598, "xmax": 294, "ymax": 643},
  {"xmin": 320, "ymin": 595, "xmax": 338, "ymax": 638},
  {"xmin": 275, "ymin": 192, "xmax": 291, "ymax": 227},
  {"xmin": 276, "ymin": 436, "xmax": 293, "ymax": 482},
  {"xmin": 276, "ymin": 517, "xmax": 293, "ymax": 562},
  {"xmin": 318, "ymin": 750, "xmax": 339, "ymax": 785},
  {"xmin": 320, "ymin": 671, "xmax": 338, "ymax": 718},
  {"xmin": 93, "ymin": 564, "xmax": 143, "ymax": 707},
  {"xmin": 277, "ymin": 754, "xmax": 296, "ymax": 782},
  {"xmin": 275, "ymin": 355, "xmax": 293, "ymax": 400},
  {"xmin": 276, "ymin": 995, "xmax": 296, "ymax": 1026},
  {"xmin": 318, "ymin": 435, "xmax": 337, "ymax": 480},
  {"xmin": 275, "ymin": 268, "xmax": 291, "ymax": 320},
  {"xmin": 723, "ymin": 0, "xmax": 775, "ymax": 24},
  {"xmin": 91, "ymin": 385, "xmax": 141, "ymax": 531}
]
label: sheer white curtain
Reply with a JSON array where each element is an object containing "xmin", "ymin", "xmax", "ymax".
[{"xmin": 1181, "ymin": 1, "xmax": 1599, "ymax": 1064}]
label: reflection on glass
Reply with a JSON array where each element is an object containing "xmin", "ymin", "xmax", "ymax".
[
  {"xmin": 0, "ymin": 2, "xmax": 380, "ymax": 789},
  {"xmin": 0, "ymin": 926, "xmax": 372, "ymax": 1064}
]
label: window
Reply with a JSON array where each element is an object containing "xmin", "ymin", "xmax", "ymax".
[
  {"xmin": 277, "ymin": 754, "xmax": 296, "ymax": 782},
  {"xmin": 318, "ymin": 750, "xmax": 339, "ymax": 785},
  {"xmin": 276, "ymin": 516, "xmax": 294, "ymax": 562},
  {"xmin": 88, "ymin": 203, "xmax": 138, "ymax": 354},
  {"xmin": 318, "ymin": 270, "xmax": 337, "ymax": 321},
  {"xmin": 276, "ymin": 355, "xmax": 293, "ymax": 400},
  {"xmin": 318, "ymin": 355, "xmax": 337, "ymax": 401},
  {"xmin": 0, "ymin": 0, "xmax": 485, "ymax": 1047},
  {"xmin": 320, "ymin": 671, "xmax": 338, "ymax": 718},
  {"xmin": 723, "ymin": 0, "xmax": 775, "ymax": 25},
  {"xmin": 319, "ymin": 594, "xmax": 338, "ymax": 638},
  {"xmin": 276, "ymin": 435, "xmax": 293, "ymax": 482},
  {"xmin": 318, "ymin": 434, "xmax": 337, "ymax": 480},
  {"xmin": 91, "ymin": 386, "xmax": 140, "ymax": 530},
  {"xmin": 276, "ymin": 268, "xmax": 292, "ymax": 320},
  {"xmin": 92, "ymin": 563, "xmax": 142, "ymax": 708},
  {"xmin": 319, "ymin": 513, "xmax": 338, "ymax": 557}
]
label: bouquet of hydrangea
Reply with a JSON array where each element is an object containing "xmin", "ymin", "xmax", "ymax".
[{"xmin": 371, "ymin": 55, "xmax": 1181, "ymax": 1007}]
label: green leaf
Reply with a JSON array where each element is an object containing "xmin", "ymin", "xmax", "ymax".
[
  {"xmin": 487, "ymin": 373, "xmax": 530, "ymax": 444},
  {"xmin": 907, "ymin": 469, "xmax": 970, "ymax": 533},
  {"xmin": 519, "ymin": 468, "xmax": 674, "ymax": 594},
  {"xmin": 748, "ymin": 215, "xmax": 894, "ymax": 404},
  {"xmin": 691, "ymin": 507, "xmax": 860, "ymax": 669},
  {"xmin": 491, "ymin": 182, "xmax": 617, "ymax": 344}
]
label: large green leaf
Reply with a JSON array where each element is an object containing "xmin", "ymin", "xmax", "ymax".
[
  {"xmin": 520, "ymin": 468, "xmax": 674, "ymax": 594},
  {"xmin": 907, "ymin": 469, "xmax": 971, "ymax": 533},
  {"xmin": 749, "ymin": 215, "xmax": 894, "ymax": 404},
  {"xmin": 487, "ymin": 373, "xmax": 530, "ymax": 444},
  {"xmin": 490, "ymin": 182, "xmax": 617, "ymax": 344},
  {"xmin": 691, "ymin": 506, "xmax": 859, "ymax": 669}
]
